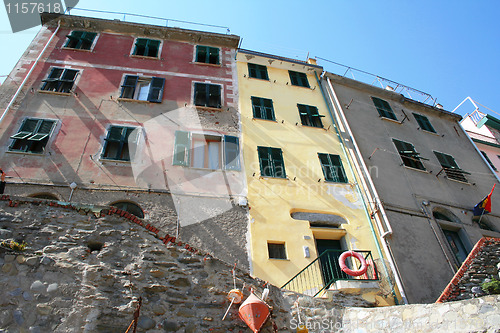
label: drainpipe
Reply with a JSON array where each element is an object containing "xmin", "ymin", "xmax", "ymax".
[
  {"xmin": 314, "ymin": 72, "xmax": 397, "ymax": 300},
  {"xmin": 324, "ymin": 75, "xmax": 408, "ymax": 304},
  {"xmin": 0, "ymin": 21, "xmax": 61, "ymax": 126}
]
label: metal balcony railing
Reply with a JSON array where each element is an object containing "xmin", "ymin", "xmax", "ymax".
[{"xmin": 281, "ymin": 250, "xmax": 378, "ymax": 297}]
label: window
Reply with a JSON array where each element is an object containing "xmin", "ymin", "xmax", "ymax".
[
  {"xmin": 119, "ymin": 75, "xmax": 165, "ymax": 103},
  {"xmin": 371, "ymin": 97, "xmax": 397, "ymax": 120},
  {"xmin": 413, "ymin": 113, "xmax": 436, "ymax": 133},
  {"xmin": 434, "ymin": 151, "xmax": 468, "ymax": 182},
  {"xmin": 195, "ymin": 45, "xmax": 220, "ymax": 65},
  {"xmin": 63, "ymin": 31, "xmax": 97, "ymax": 50},
  {"xmin": 318, "ymin": 153, "xmax": 348, "ymax": 183},
  {"xmin": 442, "ymin": 229, "xmax": 469, "ymax": 264},
  {"xmin": 251, "ymin": 97, "xmax": 275, "ymax": 121},
  {"xmin": 172, "ymin": 131, "xmax": 240, "ymax": 170},
  {"xmin": 9, "ymin": 118, "xmax": 55, "ymax": 154},
  {"xmin": 288, "ymin": 70, "xmax": 310, "ymax": 88},
  {"xmin": 132, "ymin": 38, "xmax": 160, "ymax": 57},
  {"xmin": 257, "ymin": 146, "xmax": 286, "ymax": 178},
  {"xmin": 298, "ymin": 104, "xmax": 323, "ymax": 128},
  {"xmin": 481, "ymin": 151, "xmax": 497, "ymax": 171},
  {"xmin": 392, "ymin": 139, "xmax": 426, "ymax": 170},
  {"xmin": 194, "ymin": 83, "xmax": 222, "ymax": 108},
  {"xmin": 102, "ymin": 126, "xmax": 138, "ymax": 161},
  {"xmin": 41, "ymin": 67, "xmax": 79, "ymax": 93},
  {"xmin": 111, "ymin": 201, "xmax": 144, "ymax": 218},
  {"xmin": 248, "ymin": 63, "xmax": 269, "ymax": 80},
  {"xmin": 268, "ymin": 242, "xmax": 286, "ymax": 259}
]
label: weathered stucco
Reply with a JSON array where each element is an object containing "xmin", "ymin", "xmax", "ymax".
[{"xmin": 322, "ymin": 72, "xmax": 500, "ymax": 303}]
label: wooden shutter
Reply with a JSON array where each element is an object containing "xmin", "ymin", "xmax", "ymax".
[
  {"xmin": 224, "ymin": 135, "xmax": 240, "ymax": 170},
  {"xmin": 173, "ymin": 131, "xmax": 191, "ymax": 166},
  {"xmin": 147, "ymin": 77, "xmax": 165, "ymax": 103}
]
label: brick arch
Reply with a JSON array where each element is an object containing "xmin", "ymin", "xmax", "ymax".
[{"xmin": 109, "ymin": 200, "xmax": 144, "ymax": 218}]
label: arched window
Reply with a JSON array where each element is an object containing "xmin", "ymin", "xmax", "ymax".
[
  {"xmin": 110, "ymin": 201, "xmax": 144, "ymax": 218},
  {"xmin": 432, "ymin": 207, "xmax": 461, "ymax": 223},
  {"xmin": 29, "ymin": 193, "xmax": 59, "ymax": 200}
]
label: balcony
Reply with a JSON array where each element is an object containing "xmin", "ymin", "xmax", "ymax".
[{"xmin": 281, "ymin": 250, "xmax": 378, "ymax": 297}]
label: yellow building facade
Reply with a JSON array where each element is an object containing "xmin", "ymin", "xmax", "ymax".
[{"xmin": 237, "ymin": 50, "xmax": 397, "ymax": 305}]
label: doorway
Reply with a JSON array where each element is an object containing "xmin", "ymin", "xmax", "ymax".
[{"xmin": 315, "ymin": 239, "xmax": 348, "ymax": 286}]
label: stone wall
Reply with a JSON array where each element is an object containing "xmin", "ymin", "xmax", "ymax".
[
  {"xmin": 0, "ymin": 198, "xmax": 499, "ymax": 332},
  {"xmin": 5, "ymin": 184, "xmax": 250, "ymax": 271},
  {"xmin": 437, "ymin": 237, "xmax": 500, "ymax": 303}
]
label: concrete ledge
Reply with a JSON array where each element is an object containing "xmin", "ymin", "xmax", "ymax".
[{"xmin": 330, "ymin": 280, "xmax": 380, "ymax": 292}]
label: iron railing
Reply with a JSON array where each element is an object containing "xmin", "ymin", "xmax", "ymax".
[{"xmin": 281, "ymin": 250, "xmax": 378, "ymax": 297}]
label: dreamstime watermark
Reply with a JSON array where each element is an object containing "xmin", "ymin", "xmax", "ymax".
[{"xmin": 3, "ymin": 0, "xmax": 79, "ymax": 33}]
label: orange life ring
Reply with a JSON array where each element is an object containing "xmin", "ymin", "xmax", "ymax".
[{"xmin": 339, "ymin": 251, "xmax": 368, "ymax": 277}]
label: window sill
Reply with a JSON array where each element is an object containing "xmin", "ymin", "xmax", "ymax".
[
  {"xmin": 61, "ymin": 47, "xmax": 93, "ymax": 52},
  {"xmin": 6, "ymin": 150, "xmax": 45, "ymax": 156},
  {"xmin": 130, "ymin": 55, "xmax": 160, "ymax": 60},
  {"xmin": 289, "ymin": 84, "xmax": 312, "ymax": 89},
  {"xmin": 192, "ymin": 62, "xmax": 222, "ymax": 67},
  {"xmin": 419, "ymin": 129, "xmax": 439, "ymax": 136},
  {"xmin": 38, "ymin": 90, "xmax": 71, "ymax": 96},
  {"xmin": 195, "ymin": 106, "xmax": 224, "ymax": 112},
  {"xmin": 259, "ymin": 176, "xmax": 288, "ymax": 181},
  {"xmin": 268, "ymin": 258, "xmax": 289, "ymax": 261},
  {"xmin": 402, "ymin": 165, "xmax": 429, "ymax": 173},
  {"xmin": 323, "ymin": 180, "xmax": 350, "ymax": 184},
  {"xmin": 117, "ymin": 98, "xmax": 153, "ymax": 104},
  {"xmin": 253, "ymin": 117, "xmax": 277, "ymax": 123},
  {"xmin": 380, "ymin": 116, "xmax": 401, "ymax": 124},
  {"xmin": 299, "ymin": 124, "xmax": 325, "ymax": 130},
  {"xmin": 100, "ymin": 158, "xmax": 131, "ymax": 164},
  {"xmin": 444, "ymin": 177, "xmax": 470, "ymax": 185},
  {"xmin": 247, "ymin": 77, "xmax": 270, "ymax": 82}
]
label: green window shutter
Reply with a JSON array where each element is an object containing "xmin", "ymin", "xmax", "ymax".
[
  {"xmin": 258, "ymin": 147, "xmax": 272, "ymax": 177},
  {"xmin": 434, "ymin": 152, "xmax": 452, "ymax": 168},
  {"xmin": 147, "ymin": 77, "xmax": 165, "ymax": 103},
  {"xmin": 318, "ymin": 153, "xmax": 333, "ymax": 181},
  {"xmin": 330, "ymin": 154, "xmax": 348, "ymax": 183},
  {"xmin": 196, "ymin": 46, "xmax": 207, "ymax": 63},
  {"xmin": 207, "ymin": 84, "xmax": 221, "ymax": 108},
  {"xmin": 60, "ymin": 69, "xmax": 78, "ymax": 82},
  {"xmin": 413, "ymin": 113, "xmax": 436, "ymax": 133},
  {"xmin": 144, "ymin": 39, "xmax": 160, "ymax": 57},
  {"xmin": 289, "ymin": 71, "xmax": 298, "ymax": 86},
  {"xmin": 251, "ymin": 97, "xmax": 263, "ymax": 119},
  {"xmin": 209, "ymin": 47, "xmax": 219, "ymax": 64},
  {"xmin": 248, "ymin": 64, "xmax": 257, "ymax": 78},
  {"xmin": 252, "ymin": 97, "xmax": 274, "ymax": 120},
  {"xmin": 224, "ymin": 135, "xmax": 240, "ymax": 170},
  {"xmin": 263, "ymin": 98, "xmax": 274, "ymax": 120},
  {"xmin": 133, "ymin": 38, "xmax": 147, "ymax": 55},
  {"xmin": 194, "ymin": 83, "xmax": 207, "ymax": 106},
  {"xmin": 271, "ymin": 148, "xmax": 286, "ymax": 178},
  {"xmin": 36, "ymin": 120, "xmax": 55, "ymax": 134},
  {"xmin": 259, "ymin": 65, "xmax": 269, "ymax": 80},
  {"xmin": 120, "ymin": 75, "xmax": 138, "ymax": 99},
  {"xmin": 372, "ymin": 97, "xmax": 397, "ymax": 120},
  {"xmin": 173, "ymin": 131, "xmax": 191, "ymax": 166}
]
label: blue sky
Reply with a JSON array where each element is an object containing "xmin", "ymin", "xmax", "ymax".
[{"xmin": 1, "ymin": 0, "xmax": 499, "ymax": 116}]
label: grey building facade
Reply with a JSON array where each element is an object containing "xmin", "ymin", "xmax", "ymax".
[{"xmin": 322, "ymin": 72, "xmax": 500, "ymax": 303}]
